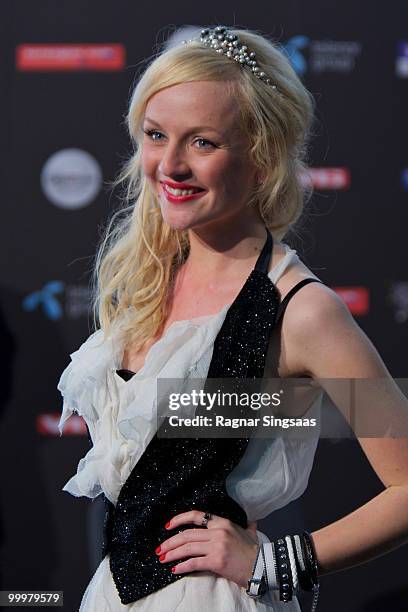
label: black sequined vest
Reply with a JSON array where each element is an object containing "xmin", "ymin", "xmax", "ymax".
[{"xmin": 103, "ymin": 230, "xmax": 280, "ymax": 604}]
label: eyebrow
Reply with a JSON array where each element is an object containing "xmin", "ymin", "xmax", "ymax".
[{"xmin": 143, "ymin": 116, "xmax": 225, "ymax": 137}]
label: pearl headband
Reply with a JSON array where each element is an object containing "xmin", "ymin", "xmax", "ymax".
[{"xmin": 182, "ymin": 25, "xmax": 278, "ymax": 90}]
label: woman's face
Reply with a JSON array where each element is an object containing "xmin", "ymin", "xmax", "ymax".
[{"xmin": 141, "ymin": 80, "xmax": 260, "ymax": 231}]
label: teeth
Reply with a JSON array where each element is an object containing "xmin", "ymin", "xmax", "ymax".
[{"xmin": 166, "ymin": 185, "xmax": 201, "ymax": 196}]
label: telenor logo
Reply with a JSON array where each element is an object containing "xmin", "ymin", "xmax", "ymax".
[
  {"xmin": 16, "ymin": 44, "xmax": 125, "ymax": 71},
  {"xmin": 23, "ymin": 281, "xmax": 64, "ymax": 320},
  {"xmin": 334, "ymin": 287, "xmax": 369, "ymax": 316},
  {"xmin": 283, "ymin": 36, "xmax": 361, "ymax": 76},
  {"xmin": 23, "ymin": 281, "xmax": 91, "ymax": 321},
  {"xmin": 282, "ymin": 36, "xmax": 310, "ymax": 76}
]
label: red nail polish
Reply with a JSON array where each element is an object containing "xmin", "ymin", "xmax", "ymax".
[
  {"xmin": 171, "ymin": 566, "xmax": 176, "ymax": 573},
  {"xmin": 159, "ymin": 554, "xmax": 166, "ymax": 561},
  {"xmin": 165, "ymin": 521, "xmax": 171, "ymax": 529},
  {"xmin": 155, "ymin": 546, "xmax": 161, "ymax": 554}
]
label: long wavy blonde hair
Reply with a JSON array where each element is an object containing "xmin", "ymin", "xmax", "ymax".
[{"xmin": 93, "ymin": 28, "xmax": 315, "ymax": 351}]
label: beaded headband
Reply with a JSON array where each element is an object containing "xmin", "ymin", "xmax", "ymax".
[{"xmin": 183, "ymin": 25, "xmax": 278, "ymax": 90}]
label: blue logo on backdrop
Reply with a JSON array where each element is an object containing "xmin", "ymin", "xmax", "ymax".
[
  {"xmin": 396, "ymin": 41, "xmax": 408, "ymax": 78},
  {"xmin": 283, "ymin": 36, "xmax": 361, "ymax": 75},
  {"xmin": 23, "ymin": 281, "xmax": 64, "ymax": 320},
  {"xmin": 402, "ymin": 168, "xmax": 408, "ymax": 191},
  {"xmin": 282, "ymin": 36, "xmax": 310, "ymax": 75}
]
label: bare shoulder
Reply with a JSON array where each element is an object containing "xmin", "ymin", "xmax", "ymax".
[{"xmin": 275, "ymin": 249, "xmax": 388, "ymax": 380}]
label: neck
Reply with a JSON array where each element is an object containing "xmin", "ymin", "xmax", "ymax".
[{"xmin": 185, "ymin": 216, "xmax": 268, "ymax": 278}]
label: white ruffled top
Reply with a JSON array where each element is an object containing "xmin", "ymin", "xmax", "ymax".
[{"xmin": 58, "ymin": 244, "xmax": 322, "ymax": 522}]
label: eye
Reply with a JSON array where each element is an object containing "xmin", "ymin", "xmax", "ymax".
[
  {"xmin": 193, "ymin": 137, "xmax": 216, "ymax": 149},
  {"xmin": 143, "ymin": 128, "xmax": 165, "ymax": 142}
]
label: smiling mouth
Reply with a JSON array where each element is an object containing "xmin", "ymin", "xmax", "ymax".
[
  {"xmin": 160, "ymin": 182, "xmax": 207, "ymax": 202},
  {"xmin": 165, "ymin": 185, "xmax": 204, "ymax": 196}
]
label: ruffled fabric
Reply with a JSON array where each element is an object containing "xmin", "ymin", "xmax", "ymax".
[
  {"xmin": 58, "ymin": 308, "xmax": 227, "ymax": 504},
  {"xmin": 58, "ymin": 244, "xmax": 321, "ymax": 512}
]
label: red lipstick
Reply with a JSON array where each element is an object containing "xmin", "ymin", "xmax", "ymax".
[{"xmin": 160, "ymin": 180, "xmax": 206, "ymax": 204}]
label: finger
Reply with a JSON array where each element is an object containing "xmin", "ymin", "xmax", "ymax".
[
  {"xmin": 157, "ymin": 528, "xmax": 212, "ymax": 554},
  {"xmin": 166, "ymin": 510, "xmax": 222, "ymax": 530},
  {"xmin": 171, "ymin": 554, "xmax": 213, "ymax": 575},
  {"xmin": 159, "ymin": 542, "xmax": 212, "ymax": 564}
]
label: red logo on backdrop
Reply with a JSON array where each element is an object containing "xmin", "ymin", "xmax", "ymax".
[
  {"xmin": 301, "ymin": 167, "xmax": 351, "ymax": 190},
  {"xmin": 334, "ymin": 287, "xmax": 370, "ymax": 315},
  {"xmin": 16, "ymin": 44, "xmax": 125, "ymax": 71},
  {"xmin": 37, "ymin": 413, "xmax": 87, "ymax": 436}
]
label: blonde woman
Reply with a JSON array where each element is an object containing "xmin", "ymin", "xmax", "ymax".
[{"xmin": 58, "ymin": 26, "xmax": 408, "ymax": 611}]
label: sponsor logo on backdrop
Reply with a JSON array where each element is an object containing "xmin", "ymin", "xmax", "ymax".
[
  {"xmin": 300, "ymin": 167, "xmax": 351, "ymax": 190},
  {"xmin": 23, "ymin": 281, "xmax": 64, "ymax": 320},
  {"xmin": 401, "ymin": 168, "xmax": 408, "ymax": 191},
  {"xmin": 16, "ymin": 44, "xmax": 125, "ymax": 71},
  {"xmin": 23, "ymin": 281, "xmax": 92, "ymax": 320},
  {"xmin": 283, "ymin": 36, "xmax": 362, "ymax": 75},
  {"xmin": 282, "ymin": 35, "xmax": 310, "ymax": 75},
  {"xmin": 41, "ymin": 148, "xmax": 102, "ymax": 209},
  {"xmin": 334, "ymin": 287, "xmax": 370, "ymax": 316},
  {"xmin": 396, "ymin": 41, "xmax": 408, "ymax": 78},
  {"xmin": 37, "ymin": 413, "xmax": 87, "ymax": 436},
  {"xmin": 388, "ymin": 282, "xmax": 408, "ymax": 323}
]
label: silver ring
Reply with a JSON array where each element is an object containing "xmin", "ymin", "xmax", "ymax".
[{"xmin": 201, "ymin": 512, "xmax": 212, "ymax": 528}]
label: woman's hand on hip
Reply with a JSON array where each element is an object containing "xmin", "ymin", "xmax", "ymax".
[{"xmin": 155, "ymin": 510, "xmax": 259, "ymax": 588}]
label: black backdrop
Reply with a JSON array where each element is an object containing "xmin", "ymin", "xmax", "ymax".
[{"xmin": 1, "ymin": 1, "xmax": 408, "ymax": 610}]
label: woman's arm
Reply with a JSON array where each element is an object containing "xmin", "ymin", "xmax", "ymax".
[{"xmin": 284, "ymin": 283, "xmax": 408, "ymax": 576}]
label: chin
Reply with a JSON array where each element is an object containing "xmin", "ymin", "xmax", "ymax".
[
  {"xmin": 160, "ymin": 201, "xmax": 231, "ymax": 233},
  {"xmin": 165, "ymin": 220, "xmax": 193, "ymax": 232},
  {"xmin": 159, "ymin": 202, "xmax": 199, "ymax": 231},
  {"xmin": 161, "ymin": 211, "xmax": 196, "ymax": 232}
]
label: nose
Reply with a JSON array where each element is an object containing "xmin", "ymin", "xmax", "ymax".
[{"xmin": 158, "ymin": 142, "xmax": 192, "ymax": 182}]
